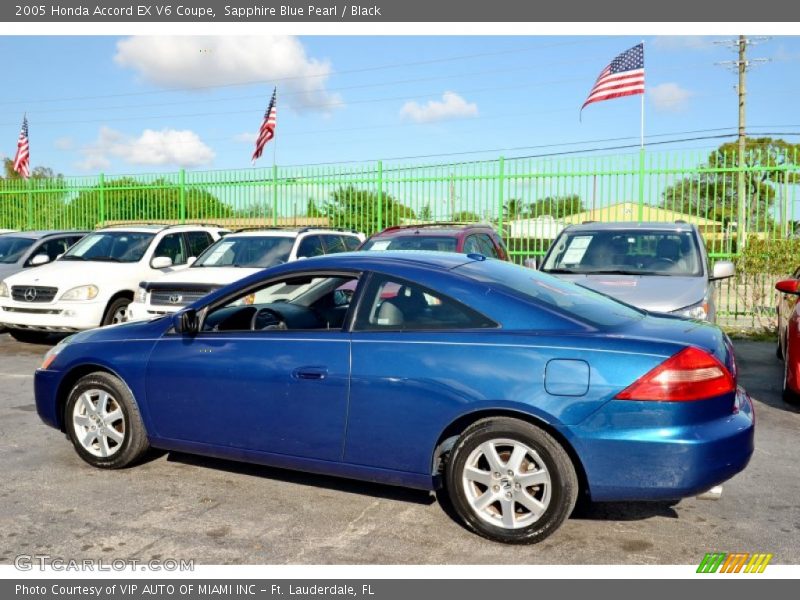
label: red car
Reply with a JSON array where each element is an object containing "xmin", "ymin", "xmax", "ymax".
[
  {"xmin": 359, "ymin": 223, "xmax": 510, "ymax": 260},
  {"xmin": 775, "ymin": 274, "xmax": 800, "ymax": 404}
]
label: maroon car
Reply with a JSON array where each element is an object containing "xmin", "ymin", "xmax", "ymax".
[
  {"xmin": 775, "ymin": 273, "xmax": 800, "ymax": 404},
  {"xmin": 360, "ymin": 223, "xmax": 509, "ymax": 260}
]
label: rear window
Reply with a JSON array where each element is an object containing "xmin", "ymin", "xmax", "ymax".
[
  {"xmin": 458, "ymin": 259, "xmax": 645, "ymax": 328},
  {"xmin": 362, "ymin": 235, "xmax": 457, "ymax": 252}
]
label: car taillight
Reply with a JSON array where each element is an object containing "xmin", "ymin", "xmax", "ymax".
[{"xmin": 615, "ymin": 346, "xmax": 735, "ymax": 402}]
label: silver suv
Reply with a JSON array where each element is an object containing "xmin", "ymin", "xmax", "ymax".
[{"xmin": 539, "ymin": 221, "xmax": 735, "ymax": 322}]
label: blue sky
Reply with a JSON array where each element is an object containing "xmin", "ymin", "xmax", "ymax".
[{"xmin": 0, "ymin": 35, "xmax": 798, "ymax": 176}]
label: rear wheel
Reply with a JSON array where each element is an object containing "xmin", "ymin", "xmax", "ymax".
[
  {"xmin": 8, "ymin": 329, "xmax": 50, "ymax": 344},
  {"xmin": 65, "ymin": 372, "xmax": 149, "ymax": 468},
  {"xmin": 445, "ymin": 417, "xmax": 578, "ymax": 544},
  {"xmin": 102, "ymin": 297, "xmax": 131, "ymax": 326}
]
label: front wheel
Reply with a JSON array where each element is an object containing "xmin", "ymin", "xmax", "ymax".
[
  {"xmin": 65, "ymin": 372, "xmax": 149, "ymax": 468},
  {"xmin": 445, "ymin": 417, "xmax": 578, "ymax": 544},
  {"xmin": 102, "ymin": 297, "xmax": 131, "ymax": 326}
]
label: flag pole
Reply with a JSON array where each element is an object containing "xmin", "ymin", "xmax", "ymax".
[{"xmin": 637, "ymin": 41, "xmax": 645, "ymax": 220}]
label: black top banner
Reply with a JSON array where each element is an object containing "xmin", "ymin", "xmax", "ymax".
[{"xmin": 3, "ymin": 0, "xmax": 800, "ymax": 22}]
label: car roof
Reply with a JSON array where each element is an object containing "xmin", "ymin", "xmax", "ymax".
[
  {"xmin": 284, "ymin": 250, "xmax": 477, "ymax": 271},
  {"xmin": 0, "ymin": 229, "xmax": 88, "ymax": 240},
  {"xmin": 231, "ymin": 227, "xmax": 361, "ymax": 237},
  {"xmin": 564, "ymin": 221, "xmax": 699, "ymax": 233},
  {"xmin": 95, "ymin": 224, "xmax": 225, "ymax": 234},
  {"xmin": 370, "ymin": 223, "xmax": 496, "ymax": 238}
]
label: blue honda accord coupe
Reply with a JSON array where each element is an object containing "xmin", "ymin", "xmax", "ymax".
[{"xmin": 34, "ymin": 251, "xmax": 754, "ymax": 544}]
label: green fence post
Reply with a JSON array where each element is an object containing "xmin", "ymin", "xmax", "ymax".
[
  {"xmin": 497, "ymin": 156, "xmax": 505, "ymax": 235},
  {"xmin": 26, "ymin": 178, "xmax": 33, "ymax": 230},
  {"xmin": 376, "ymin": 160, "xmax": 383, "ymax": 233},
  {"xmin": 98, "ymin": 172, "xmax": 106, "ymax": 227},
  {"xmin": 272, "ymin": 164, "xmax": 278, "ymax": 226},
  {"xmin": 179, "ymin": 169, "xmax": 186, "ymax": 223},
  {"xmin": 637, "ymin": 147, "xmax": 645, "ymax": 221}
]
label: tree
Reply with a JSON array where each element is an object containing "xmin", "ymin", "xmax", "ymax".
[
  {"xmin": 417, "ymin": 203, "xmax": 432, "ymax": 221},
  {"xmin": 68, "ymin": 177, "xmax": 233, "ymax": 228},
  {"xmin": 451, "ymin": 210, "xmax": 482, "ymax": 223},
  {"xmin": 325, "ymin": 186, "xmax": 416, "ymax": 234},
  {"xmin": 0, "ymin": 158, "xmax": 68, "ymax": 229},
  {"xmin": 661, "ymin": 137, "xmax": 800, "ymax": 230},
  {"xmin": 502, "ymin": 194, "xmax": 584, "ymax": 221},
  {"xmin": 306, "ymin": 198, "xmax": 323, "ymax": 217}
]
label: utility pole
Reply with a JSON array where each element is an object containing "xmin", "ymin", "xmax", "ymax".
[{"xmin": 716, "ymin": 36, "xmax": 769, "ymax": 251}]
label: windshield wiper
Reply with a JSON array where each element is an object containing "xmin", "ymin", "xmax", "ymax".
[
  {"xmin": 585, "ymin": 269, "xmax": 670, "ymax": 276},
  {"xmin": 60, "ymin": 255, "xmax": 86, "ymax": 261},
  {"xmin": 542, "ymin": 267, "xmax": 577, "ymax": 274},
  {"xmin": 89, "ymin": 257, "xmax": 124, "ymax": 262}
]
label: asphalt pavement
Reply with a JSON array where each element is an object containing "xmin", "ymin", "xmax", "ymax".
[{"xmin": 0, "ymin": 335, "xmax": 797, "ymax": 565}]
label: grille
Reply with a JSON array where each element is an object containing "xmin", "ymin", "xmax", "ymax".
[
  {"xmin": 150, "ymin": 289, "xmax": 211, "ymax": 307},
  {"xmin": 11, "ymin": 286, "xmax": 58, "ymax": 303}
]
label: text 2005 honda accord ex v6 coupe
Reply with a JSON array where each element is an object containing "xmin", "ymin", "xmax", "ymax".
[{"xmin": 34, "ymin": 252, "xmax": 754, "ymax": 544}]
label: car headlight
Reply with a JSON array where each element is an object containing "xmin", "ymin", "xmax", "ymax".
[
  {"xmin": 674, "ymin": 300, "xmax": 709, "ymax": 320},
  {"xmin": 0, "ymin": 281, "xmax": 8, "ymax": 298},
  {"xmin": 40, "ymin": 334, "xmax": 75, "ymax": 370},
  {"xmin": 60, "ymin": 285, "xmax": 99, "ymax": 301},
  {"xmin": 135, "ymin": 286, "xmax": 148, "ymax": 303}
]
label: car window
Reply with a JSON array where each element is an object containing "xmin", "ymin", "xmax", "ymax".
[
  {"xmin": 343, "ymin": 235, "xmax": 361, "ymax": 251},
  {"xmin": 194, "ymin": 236, "xmax": 294, "ymax": 268},
  {"xmin": 61, "ymin": 231, "xmax": 155, "ymax": 263},
  {"xmin": 542, "ymin": 229, "xmax": 703, "ymax": 276},
  {"xmin": 185, "ymin": 231, "xmax": 214, "ymax": 258},
  {"xmin": 32, "ymin": 237, "xmax": 72, "ymax": 263},
  {"xmin": 297, "ymin": 235, "xmax": 325, "ymax": 258},
  {"xmin": 361, "ymin": 235, "xmax": 458, "ymax": 252},
  {"xmin": 201, "ymin": 274, "xmax": 359, "ymax": 333},
  {"xmin": 153, "ymin": 233, "xmax": 187, "ymax": 265},
  {"xmin": 0, "ymin": 237, "xmax": 35, "ymax": 264},
  {"xmin": 354, "ymin": 275, "xmax": 496, "ymax": 332},
  {"xmin": 463, "ymin": 235, "xmax": 482, "ymax": 255},
  {"xmin": 322, "ymin": 235, "xmax": 348, "ymax": 254}
]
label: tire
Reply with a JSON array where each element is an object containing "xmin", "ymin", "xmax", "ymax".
[
  {"xmin": 776, "ymin": 338, "xmax": 784, "ymax": 360},
  {"xmin": 9, "ymin": 329, "xmax": 51, "ymax": 344},
  {"xmin": 445, "ymin": 417, "xmax": 578, "ymax": 544},
  {"xmin": 65, "ymin": 372, "xmax": 149, "ymax": 469},
  {"xmin": 102, "ymin": 297, "xmax": 131, "ymax": 326}
]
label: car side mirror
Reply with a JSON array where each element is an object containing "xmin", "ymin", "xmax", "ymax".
[
  {"xmin": 711, "ymin": 260, "xmax": 735, "ymax": 280},
  {"xmin": 187, "ymin": 256, "xmax": 197, "ymax": 266},
  {"xmin": 29, "ymin": 254, "xmax": 50, "ymax": 266},
  {"xmin": 776, "ymin": 279, "xmax": 800, "ymax": 295},
  {"xmin": 174, "ymin": 308, "xmax": 199, "ymax": 335},
  {"xmin": 524, "ymin": 257, "xmax": 539, "ymax": 270},
  {"xmin": 151, "ymin": 256, "xmax": 173, "ymax": 269}
]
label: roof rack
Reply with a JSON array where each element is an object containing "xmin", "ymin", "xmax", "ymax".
[
  {"xmin": 674, "ymin": 219, "xmax": 687, "ymax": 224},
  {"xmin": 99, "ymin": 222, "xmax": 228, "ymax": 230},
  {"xmin": 232, "ymin": 226, "xmax": 360, "ymax": 234},
  {"xmin": 581, "ymin": 220, "xmax": 597, "ymax": 225},
  {"xmin": 381, "ymin": 222, "xmax": 492, "ymax": 232}
]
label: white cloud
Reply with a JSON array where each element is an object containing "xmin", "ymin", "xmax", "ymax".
[
  {"xmin": 77, "ymin": 126, "xmax": 215, "ymax": 171},
  {"xmin": 114, "ymin": 36, "xmax": 340, "ymax": 112},
  {"xmin": 53, "ymin": 137, "xmax": 74, "ymax": 151},
  {"xmin": 649, "ymin": 83, "xmax": 693, "ymax": 113},
  {"xmin": 651, "ymin": 36, "xmax": 715, "ymax": 51},
  {"xmin": 399, "ymin": 91, "xmax": 479, "ymax": 124}
]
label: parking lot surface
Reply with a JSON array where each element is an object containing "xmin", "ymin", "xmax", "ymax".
[{"xmin": 0, "ymin": 334, "xmax": 798, "ymax": 565}]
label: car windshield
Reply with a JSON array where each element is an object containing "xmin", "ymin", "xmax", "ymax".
[
  {"xmin": 193, "ymin": 236, "xmax": 294, "ymax": 268},
  {"xmin": 458, "ymin": 259, "xmax": 645, "ymax": 328},
  {"xmin": 0, "ymin": 237, "xmax": 35, "ymax": 264},
  {"xmin": 61, "ymin": 231, "xmax": 155, "ymax": 263},
  {"xmin": 362, "ymin": 235, "xmax": 458, "ymax": 252},
  {"xmin": 541, "ymin": 229, "xmax": 704, "ymax": 277}
]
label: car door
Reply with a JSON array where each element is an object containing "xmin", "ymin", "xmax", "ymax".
[{"xmin": 144, "ymin": 271, "xmax": 358, "ymax": 461}]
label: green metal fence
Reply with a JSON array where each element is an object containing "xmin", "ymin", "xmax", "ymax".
[{"xmin": 1, "ymin": 146, "xmax": 799, "ymax": 330}]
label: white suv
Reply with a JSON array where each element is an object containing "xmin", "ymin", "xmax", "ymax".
[
  {"xmin": 128, "ymin": 228, "xmax": 364, "ymax": 321},
  {"xmin": 0, "ymin": 224, "xmax": 226, "ymax": 342}
]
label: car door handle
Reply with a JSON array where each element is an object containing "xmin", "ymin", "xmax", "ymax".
[{"xmin": 292, "ymin": 367, "xmax": 328, "ymax": 380}]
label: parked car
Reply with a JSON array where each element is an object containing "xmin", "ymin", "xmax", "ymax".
[
  {"xmin": 774, "ymin": 272, "xmax": 800, "ymax": 404},
  {"xmin": 0, "ymin": 229, "xmax": 19, "ymax": 234},
  {"xmin": 0, "ymin": 230, "xmax": 88, "ymax": 333},
  {"xmin": 0, "ymin": 224, "xmax": 225, "ymax": 342},
  {"xmin": 128, "ymin": 227, "xmax": 364, "ymax": 321},
  {"xmin": 360, "ymin": 223, "xmax": 509, "ymax": 260},
  {"xmin": 35, "ymin": 252, "xmax": 753, "ymax": 544},
  {"xmin": 538, "ymin": 221, "xmax": 735, "ymax": 322}
]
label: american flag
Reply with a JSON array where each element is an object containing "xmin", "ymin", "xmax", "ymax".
[
  {"xmin": 13, "ymin": 115, "xmax": 30, "ymax": 179},
  {"xmin": 581, "ymin": 43, "xmax": 644, "ymax": 114},
  {"xmin": 252, "ymin": 87, "xmax": 277, "ymax": 163}
]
